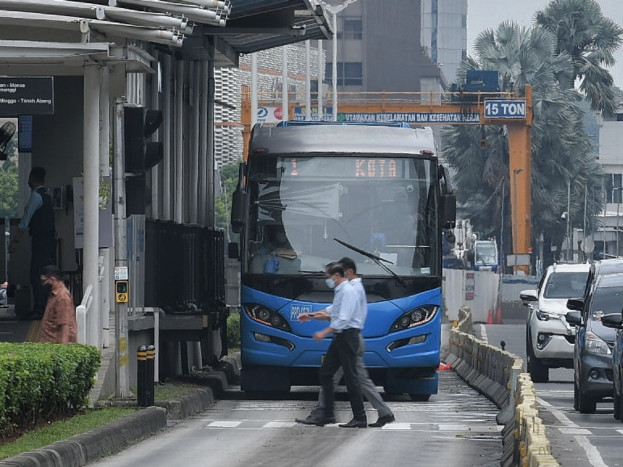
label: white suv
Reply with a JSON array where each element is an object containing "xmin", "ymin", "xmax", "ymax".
[{"xmin": 520, "ymin": 263, "xmax": 590, "ymax": 382}]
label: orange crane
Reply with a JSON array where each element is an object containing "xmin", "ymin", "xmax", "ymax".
[{"xmin": 241, "ymin": 86, "xmax": 533, "ymax": 271}]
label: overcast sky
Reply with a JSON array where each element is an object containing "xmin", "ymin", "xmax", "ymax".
[{"xmin": 467, "ymin": 0, "xmax": 623, "ymax": 88}]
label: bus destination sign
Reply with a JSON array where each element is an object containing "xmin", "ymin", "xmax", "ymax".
[{"xmin": 286, "ymin": 157, "xmax": 405, "ymax": 179}]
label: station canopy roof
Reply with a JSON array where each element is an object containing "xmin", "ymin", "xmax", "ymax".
[{"xmin": 0, "ymin": 0, "xmax": 332, "ymax": 70}]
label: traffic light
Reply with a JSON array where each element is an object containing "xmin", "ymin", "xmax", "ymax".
[
  {"xmin": 124, "ymin": 106, "xmax": 163, "ymax": 174},
  {"xmin": 115, "ymin": 280, "xmax": 129, "ymax": 303}
]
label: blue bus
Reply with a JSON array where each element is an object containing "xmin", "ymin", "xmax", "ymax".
[{"xmin": 230, "ymin": 121, "xmax": 456, "ymax": 400}]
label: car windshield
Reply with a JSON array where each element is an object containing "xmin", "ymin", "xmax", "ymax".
[
  {"xmin": 589, "ymin": 286, "xmax": 623, "ymax": 320},
  {"xmin": 543, "ymin": 272, "xmax": 588, "ymax": 299}
]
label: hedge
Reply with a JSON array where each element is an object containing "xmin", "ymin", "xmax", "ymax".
[
  {"xmin": 0, "ymin": 342, "xmax": 100, "ymax": 438},
  {"xmin": 226, "ymin": 311, "xmax": 240, "ymax": 349}
]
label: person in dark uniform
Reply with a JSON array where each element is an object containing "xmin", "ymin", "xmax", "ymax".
[{"xmin": 9, "ymin": 167, "xmax": 56, "ymax": 319}]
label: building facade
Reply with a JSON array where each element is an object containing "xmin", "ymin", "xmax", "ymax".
[{"xmin": 420, "ymin": 0, "xmax": 467, "ymax": 86}]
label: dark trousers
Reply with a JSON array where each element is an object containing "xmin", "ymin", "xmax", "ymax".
[
  {"xmin": 319, "ymin": 328, "xmax": 366, "ymax": 421},
  {"xmin": 30, "ymin": 235, "xmax": 56, "ymax": 315}
]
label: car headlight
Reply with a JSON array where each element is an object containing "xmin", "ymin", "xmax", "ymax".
[
  {"xmin": 585, "ymin": 331, "xmax": 611, "ymax": 355},
  {"xmin": 244, "ymin": 303, "xmax": 292, "ymax": 332},
  {"xmin": 535, "ymin": 310, "xmax": 561, "ymax": 321},
  {"xmin": 390, "ymin": 305, "xmax": 437, "ymax": 332}
]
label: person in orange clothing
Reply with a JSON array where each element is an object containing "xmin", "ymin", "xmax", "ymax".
[{"xmin": 38, "ymin": 265, "xmax": 76, "ymax": 344}]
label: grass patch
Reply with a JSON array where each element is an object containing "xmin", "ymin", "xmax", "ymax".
[
  {"xmin": 0, "ymin": 380, "xmax": 205, "ymax": 460},
  {"xmin": 0, "ymin": 407, "xmax": 135, "ymax": 460},
  {"xmin": 154, "ymin": 381, "xmax": 203, "ymax": 400}
]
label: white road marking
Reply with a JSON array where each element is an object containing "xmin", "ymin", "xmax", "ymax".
[
  {"xmin": 264, "ymin": 421, "xmax": 296, "ymax": 428},
  {"xmin": 537, "ymin": 397, "xmax": 607, "ymax": 467},
  {"xmin": 479, "ymin": 324, "xmax": 488, "ymax": 343},
  {"xmin": 575, "ymin": 436, "xmax": 609, "ymax": 467},
  {"xmin": 537, "ymin": 397, "xmax": 579, "ymax": 427},
  {"xmin": 207, "ymin": 421, "xmax": 241, "ymax": 428},
  {"xmin": 380, "ymin": 423, "xmax": 412, "ymax": 430},
  {"xmin": 201, "ymin": 420, "xmax": 501, "ymax": 433},
  {"xmin": 558, "ymin": 427, "xmax": 591, "ymax": 435},
  {"xmin": 437, "ymin": 424, "xmax": 503, "ymax": 432}
]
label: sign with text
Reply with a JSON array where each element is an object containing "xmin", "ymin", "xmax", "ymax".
[
  {"xmin": 0, "ymin": 77, "xmax": 54, "ymax": 116},
  {"xmin": 293, "ymin": 109, "xmax": 481, "ymax": 124},
  {"xmin": 484, "ymin": 99, "xmax": 526, "ymax": 119}
]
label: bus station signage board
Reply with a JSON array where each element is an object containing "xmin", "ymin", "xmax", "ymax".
[{"xmin": 0, "ymin": 77, "xmax": 54, "ymax": 116}]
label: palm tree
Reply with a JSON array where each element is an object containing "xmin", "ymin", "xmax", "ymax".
[
  {"xmin": 535, "ymin": 0, "xmax": 623, "ymax": 117},
  {"xmin": 443, "ymin": 22, "xmax": 603, "ymax": 269}
]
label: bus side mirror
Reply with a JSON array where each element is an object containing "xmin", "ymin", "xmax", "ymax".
[
  {"xmin": 230, "ymin": 187, "xmax": 248, "ymax": 234},
  {"xmin": 440, "ymin": 193, "xmax": 456, "ymax": 229},
  {"xmin": 230, "ymin": 163, "xmax": 248, "ymax": 234}
]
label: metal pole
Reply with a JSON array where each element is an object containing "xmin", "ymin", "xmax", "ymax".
[
  {"xmin": 100, "ymin": 65, "xmax": 111, "ymax": 349},
  {"xmin": 305, "ymin": 40, "xmax": 311, "ymax": 120},
  {"xmin": 567, "ymin": 179, "xmax": 571, "ymax": 261},
  {"xmin": 512, "ymin": 168, "xmax": 523, "ymax": 270},
  {"xmin": 113, "ymin": 98, "xmax": 131, "ymax": 398},
  {"xmin": 251, "ymin": 53, "xmax": 258, "ymax": 126},
  {"xmin": 282, "ymin": 47, "xmax": 288, "ymax": 121},
  {"xmin": 604, "ymin": 183, "xmax": 607, "ymax": 257},
  {"xmin": 500, "ymin": 178, "xmax": 504, "ymax": 274},
  {"xmin": 317, "ymin": 40, "xmax": 323, "ymax": 121},
  {"xmin": 332, "ymin": 11, "xmax": 338, "ymax": 121},
  {"xmin": 618, "ymin": 194, "xmax": 620, "ymax": 257},
  {"xmin": 84, "ymin": 64, "xmax": 101, "ymax": 347},
  {"xmin": 175, "ymin": 58, "xmax": 184, "ymax": 223}
]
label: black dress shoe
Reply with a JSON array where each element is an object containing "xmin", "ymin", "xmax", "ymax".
[
  {"xmin": 314, "ymin": 416, "xmax": 336, "ymax": 426},
  {"xmin": 339, "ymin": 418, "xmax": 367, "ymax": 428},
  {"xmin": 295, "ymin": 415, "xmax": 335, "ymax": 425},
  {"xmin": 368, "ymin": 413, "xmax": 395, "ymax": 427}
]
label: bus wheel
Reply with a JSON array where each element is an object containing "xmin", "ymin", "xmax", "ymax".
[{"xmin": 410, "ymin": 394, "xmax": 431, "ymax": 402}]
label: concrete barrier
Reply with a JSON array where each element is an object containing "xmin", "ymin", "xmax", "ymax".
[{"xmin": 447, "ymin": 307, "xmax": 559, "ymax": 467}]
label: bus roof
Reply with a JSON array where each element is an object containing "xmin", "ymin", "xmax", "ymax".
[{"xmin": 249, "ymin": 122, "xmax": 437, "ymax": 156}]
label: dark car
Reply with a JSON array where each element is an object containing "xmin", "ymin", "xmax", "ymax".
[
  {"xmin": 601, "ymin": 311, "xmax": 623, "ymax": 420},
  {"xmin": 566, "ymin": 273, "xmax": 621, "ymax": 413}
]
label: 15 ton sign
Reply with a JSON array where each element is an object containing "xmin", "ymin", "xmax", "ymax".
[{"xmin": 484, "ymin": 99, "xmax": 526, "ymax": 119}]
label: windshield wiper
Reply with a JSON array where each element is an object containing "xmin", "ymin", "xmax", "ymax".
[{"xmin": 333, "ymin": 237, "xmax": 408, "ymax": 287}]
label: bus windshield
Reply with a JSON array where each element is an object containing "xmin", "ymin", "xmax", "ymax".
[
  {"xmin": 475, "ymin": 244, "xmax": 497, "ymax": 265},
  {"xmin": 243, "ymin": 155, "xmax": 439, "ymax": 277}
]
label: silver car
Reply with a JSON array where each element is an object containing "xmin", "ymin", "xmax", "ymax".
[{"xmin": 520, "ymin": 263, "xmax": 590, "ymax": 382}]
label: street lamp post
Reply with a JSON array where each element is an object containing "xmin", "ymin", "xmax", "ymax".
[
  {"xmin": 617, "ymin": 199, "xmax": 620, "ymax": 257},
  {"xmin": 322, "ymin": 0, "xmax": 360, "ymax": 121},
  {"xmin": 567, "ymin": 179, "xmax": 571, "ymax": 261}
]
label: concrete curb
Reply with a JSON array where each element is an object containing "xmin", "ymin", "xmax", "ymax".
[
  {"xmin": 0, "ymin": 353, "xmax": 242, "ymax": 467},
  {"xmin": 448, "ymin": 307, "xmax": 559, "ymax": 467}
]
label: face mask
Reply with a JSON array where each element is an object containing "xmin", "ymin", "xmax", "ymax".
[{"xmin": 325, "ymin": 278, "xmax": 336, "ymax": 289}]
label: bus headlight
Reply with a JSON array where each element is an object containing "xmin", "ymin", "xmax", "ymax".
[
  {"xmin": 245, "ymin": 304, "xmax": 292, "ymax": 332},
  {"xmin": 390, "ymin": 305, "xmax": 438, "ymax": 332}
]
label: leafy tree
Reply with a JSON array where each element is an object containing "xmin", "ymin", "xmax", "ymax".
[
  {"xmin": 443, "ymin": 22, "xmax": 603, "ymax": 269},
  {"xmin": 536, "ymin": 0, "xmax": 623, "ymax": 116},
  {"xmin": 0, "ymin": 161, "xmax": 18, "ymax": 218},
  {"xmin": 0, "ymin": 130, "xmax": 19, "ymax": 218}
]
